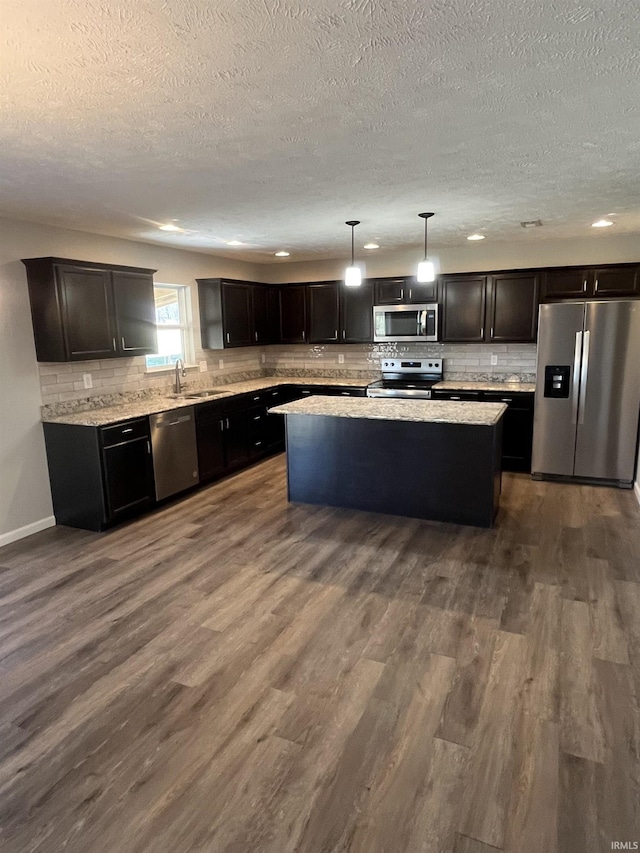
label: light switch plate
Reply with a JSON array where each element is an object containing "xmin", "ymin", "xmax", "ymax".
[
  {"xmin": 218, "ymin": 358, "xmax": 224, "ymax": 369},
  {"xmin": 491, "ymin": 355, "xmax": 498, "ymax": 366},
  {"xmin": 82, "ymin": 373, "xmax": 93, "ymax": 389},
  {"xmin": 199, "ymin": 360, "xmax": 207, "ymax": 372},
  {"xmin": 338, "ymin": 354, "xmax": 345, "ymax": 364}
]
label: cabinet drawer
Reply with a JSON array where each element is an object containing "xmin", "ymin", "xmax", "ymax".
[
  {"xmin": 433, "ymin": 390, "xmax": 482, "ymax": 401},
  {"xmin": 101, "ymin": 418, "xmax": 149, "ymax": 447},
  {"xmin": 483, "ymin": 391, "xmax": 535, "ymax": 409}
]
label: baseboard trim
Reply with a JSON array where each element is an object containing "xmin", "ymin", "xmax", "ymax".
[
  {"xmin": 635, "ymin": 480, "xmax": 640, "ymax": 507},
  {"xmin": 0, "ymin": 515, "xmax": 56, "ymax": 549}
]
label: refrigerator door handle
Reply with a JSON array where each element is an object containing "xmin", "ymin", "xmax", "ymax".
[
  {"xmin": 578, "ymin": 330, "xmax": 590, "ymax": 424},
  {"xmin": 571, "ymin": 331, "xmax": 583, "ymax": 425}
]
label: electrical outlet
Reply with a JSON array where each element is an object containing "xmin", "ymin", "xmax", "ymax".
[
  {"xmin": 491, "ymin": 354, "xmax": 498, "ymax": 366},
  {"xmin": 338, "ymin": 354, "xmax": 345, "ymax": 364},
  {"xmin": 261, "ymin": 353, "xmax": 266, "ymax": 364},
  {"xmin": 82, "ymin": 373, "xmax": 93, "ymax": 389},
  {"xmin": 199, "ymin": 360, "xmax": 207, "ymax": 373},
  {"xmin": 218, "ymin": 358, "xmax": 224, "ymax": 369}
]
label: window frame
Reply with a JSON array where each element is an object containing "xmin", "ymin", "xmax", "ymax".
[{"xmin": 145, "ymin": 283, "xmax": 196, "ymax": 372}]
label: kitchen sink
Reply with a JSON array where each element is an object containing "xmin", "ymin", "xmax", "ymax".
[{"xmin": 169, "ymin": 389, "xmax": 225, "ymax": 400}]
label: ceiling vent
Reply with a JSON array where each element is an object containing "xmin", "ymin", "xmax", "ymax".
[{"xmin": 520, "ymin": 219, "xmax": 543, "ymax": 228}]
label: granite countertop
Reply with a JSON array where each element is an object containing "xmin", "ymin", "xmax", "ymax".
[
  {"xmin": 434, "ymin": 380, "xmax": 536, "ymax": 393},
  {"xmin": 42, "ymin": 377, "xmax": 369, "ymax": 427},
  {"xmin": 270, "ymin": 396, "xmax": 507, "ymax": 426}
]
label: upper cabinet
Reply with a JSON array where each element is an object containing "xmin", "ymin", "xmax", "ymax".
[
  {"xmin": 374, "ymin": 276, "xmax": 438, "ymax": 304},
  {"xmin": 22, "ymin": 257, "xmax": 157, "ymax": 362},
  {"xmin": 441, "ymin": 271, "xmax": 540, "ymax": 343},
  {"xmin": 252, "ymin": 285, "xmax": 279, "ymax": 345},
  {"xmin": 487, "ymin": 271, "xmax": 540, "ymax": 342},
  {"xmin": 541, "ymin": 264, "xmax": 640, "ymax": 300},
  {"xmin": 198, "ymin": 278, "xmax": 267, "ymax": 349},
  {"xmin": 441, "ymin": 275, "xmax": 488, "ymax": 342},
  {"xmin": 340, "ymin": 280, "xmax": 373, "ymax": 343},
  {"xmin": 279, "ymin": 285, "xmax": 307, "ymax": 344},
  {"xmin": 308, "ymin": 282, "xmax": 340, "ymax": 343}
]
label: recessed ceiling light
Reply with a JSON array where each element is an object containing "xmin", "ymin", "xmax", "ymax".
[
  {"xmin": 159, "ymin": 223, "xmax": 181, "ymax": 232},
  {"xmin": 275, "ymin": 251, "xmax": 290, "ymax": 257},
  {"xmin": 467, "ymin": 233, "xmax": 485, "ymax": 241},
  {"xmin": 363, "ymin": 242, "xmax": 379, "ymax": 249},
  {"xmin": 226, "ymin": 240, "xmax": 244, "ymax": 246},
  {"xmin": 592, "ymin": 219, "xmax": 613, "ymax": 228},
  {"xmin": 520, "ymin": 220, "xmax": 543, "ymax": 228}
]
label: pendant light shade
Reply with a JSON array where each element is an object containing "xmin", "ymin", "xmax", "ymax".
[
  {"xmin": 416, "ymin": 212, "xmax": 436, "ymax": 283},
  {"xmin": 344, "ymin": 220, "xmax": 362, "ymax": 287}
]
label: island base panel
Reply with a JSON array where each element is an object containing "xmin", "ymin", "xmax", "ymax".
[{"xmin": 284, "ymin": 415, "xmax": 502, "ymax": 528}]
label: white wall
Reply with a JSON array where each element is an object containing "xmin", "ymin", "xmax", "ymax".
[
  {"xmin": 0, "ymin": 217, "xmax": 260, "ymax": 545},
  {"xmin": 261, "ymin": 232, "xmax": 640, "ymax": 283}
]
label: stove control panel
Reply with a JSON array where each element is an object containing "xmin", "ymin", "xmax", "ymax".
[{"xmin": 380, "ymin": 358, "xmax": 442, "ymax": 375}]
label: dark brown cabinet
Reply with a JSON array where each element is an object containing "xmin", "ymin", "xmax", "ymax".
[
  {"xmin": 308, "ymin": 282, "xmax": 340, "ymax": 343},
  {"xmin": 593, "ymin": 266, "xmax": 639, "ymax": 297},
  {"xmin": 487, "ymin": 272, "xmax": 540, "ymax": 342},
  {"xmin": 542, "ymin": 268, "xmax": 589, "ymax": 300},
  {"xmin": 111, "ymin": 271, "xmax": 157, "ymax": 355},
  {"xmin": 252, "ymin": 285, "xmax": 278, "ymax": 344},
  {"xmin": 340, "ymin": 280, "xmax": 374, "ymax": 343},
  {"xmin": 441, "ymin": 275, "xmax": 488, "ymax": 342},
  {"xmin": 373, "ymin": 276, "xmax": 438, "ymax": 305},
  {"xmin": 43, "ymin": 417, "xmax": 155, "ymax": 531},
  {"xmin": 23, "ymin": 257, "xmax": 157, "ymax": 362},
  {"xmin": 279, "ymin": 285, "xmax": 307, "ymax": 344},
  {"xmin": 221, "ymin": 282, "xmax": 253, "ymax": 347}
]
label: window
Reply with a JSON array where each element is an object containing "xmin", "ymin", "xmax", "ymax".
[{"xmin": 145, "ymin": 284, "xmax": 194, "ymax": 370}]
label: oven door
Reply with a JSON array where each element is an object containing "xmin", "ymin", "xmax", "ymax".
[{"xmin": 373, "ymin": 304, "xmax": 438, "ymax": 342}]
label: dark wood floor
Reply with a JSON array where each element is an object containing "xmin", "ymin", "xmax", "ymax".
[{"xmin": 0, "ymin": 455, "xmax": 639, "ymax": 853}]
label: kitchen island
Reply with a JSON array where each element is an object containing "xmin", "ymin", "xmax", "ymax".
[{"xmin": 270, "ymin": 396, "xmax": 507, "ymax": 528}]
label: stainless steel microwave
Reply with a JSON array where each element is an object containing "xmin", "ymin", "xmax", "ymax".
[{"xmin": 373, "ymin": 303, "xmax": 439, "ymax": 343}]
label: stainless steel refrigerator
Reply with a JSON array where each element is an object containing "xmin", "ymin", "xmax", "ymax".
[{"xmin": 532, "ymin": 300, "xmax": 640, "ymax": 486}]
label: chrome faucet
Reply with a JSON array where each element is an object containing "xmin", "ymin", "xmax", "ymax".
[{"xmin": 174, "ymin": 358, "xmax": 186, "ymax": 394}]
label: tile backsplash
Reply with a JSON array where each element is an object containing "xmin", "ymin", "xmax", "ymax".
[{"xmin": 38, "ymin": 342, "xmax": 537, "ymax": 410}]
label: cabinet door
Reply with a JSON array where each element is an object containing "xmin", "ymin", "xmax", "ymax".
[
  {"xmin": 112, "ymin": 271, "xmax": 157, "ymax": 355},
  {"xmin": 264, "ymin": 387, "xmax": 286, "ymax": 450},
  {"xmin": 483, "ymin": 391, "xmax": 534, "ymax": 472},
  {"xmin": 542, "ymin": 268, "xmax": 589, "ymax": 299},
  {"xmin": 195, "ymin": 405, "xmax": 226, "ymax": 481},
  {"xmin": 222, "ymin": 282, "xmax": 253, "ymax": 347},
  {"xmin": 102, "ymin": 437, "xmax": 154, "ymax": 519},
  {"xmin": 407, "ymin": 278, "xmax": 438, "ymax": 303},
  {"xmin": 374, "ymin": 278, "xmax": 407, "ymax": 304},
  {"xmin": 252, "ymin": 285, "xmax": 275, "ymax": 345},
  {"xmin": 593, "ymin": 266, "xmax": 639, "ymax": 297},
  {"xmin": 280, "ymin": 285, "xmax": 307, "ymax": 343},
  {"xmin": 224, "ymin": 409, "xmax": 251, "ymax": 468},
  {"xmin": 308, "ymin": 282, "xmax": 339, "ymax": 343},
  {"xmin": 487, "ymin": 272, "xmax": 539, "ymax": 342},
  {"xmin": 441, "ymin": 275, "xmax": 487, "ymax": 342},
  {"xmin": 57, "ymin": 265, "xmax": 117, "ymax": 359},
  {"xmin": 340, "ymin": 280, "xmax": 373, "ymax": 343}
]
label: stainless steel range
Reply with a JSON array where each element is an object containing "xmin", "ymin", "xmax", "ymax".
[{"xmin": 366, "ymin": 358, "xmax": 443, "ymax": 399}]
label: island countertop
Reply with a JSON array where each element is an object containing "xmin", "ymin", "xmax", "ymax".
[{"xmin": 270, "ymin": 395, "xmax": 507, "ymax": 426}]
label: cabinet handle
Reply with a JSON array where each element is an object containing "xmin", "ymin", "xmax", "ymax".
[
  {"xmin": 226, "ymin": 418, "xmax": 230, "ymax": 429},
  {"xmin": 583, "ymin": 278, "xmax": 588, "ymax": 292},
  {"xmin": 253, "ymin": 395, "xmax": 260, "ymax": 401},
  {"xmin": 490, "ymin": 327, "xmax": 494, "ymax": 339},
  {"xmin": 253, "ymin": 415, "xmax": 261, "ymax": 421},
  {"xmin": 302, "ymin": 330, "xmax": 306, "ymax": 341},
  {"xmin": 501, "ymin": 397, "xmax": 513, "ymax": 403},
  {"xmin": 272, "ymin": 391, "xmax": 278, "ymax": 396},
  {"xmin": 341, "ymin": 391, "xmax": 350, "ymax": 396},
  {"xmin": 220, "ymin": 419, "xmax": 224, "ymax": 431},
  {"xmin": 400, "ymin": 288, "xmax": 404, "ymax": 300},
  {"xmin": 451, "ymin": 396, "xmax": 461, "ymax": 400},
  {"xmin": 121, "ymin": 336, "xmax": 126, "ymax": 350},
  {"xmin": 254, "ymin": 441, "xmax": 262, "ymax": 447},
  {"xmin": 122, "ymin": 428, "xmax": 133, "ymax": 434},
  {"xmin": 409, "ymin": 288, "xmax": 412, "ymax": 301},
  {"xmin": 594, "ymin": 278, "xmax": 598, "ymax": 291},
  {"xmin": 112, "ymin": 337, "xmax": 117, "ymax": 351},
  {"xmin": 226, "ymin": 332, "xmax": 230, "ymax": 344},
  {"xmin": 254, "ymin": 331, "xmax": 258, "ymax": 342},
  {"xmin": 342, "ymin": 330, "xmax": 345, "ymax": 340},
  {"xmin": 146, "ymin": 440, "xmax": 151, "ymax": 454}
]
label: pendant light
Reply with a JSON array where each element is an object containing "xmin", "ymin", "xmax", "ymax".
[
  {"xmin": 344, "ymin": 220, "xmax": 362, "ymax": 287},
  {"xmin": 416, "ymin": 212, "xmax": 436, "ymax": 283}
]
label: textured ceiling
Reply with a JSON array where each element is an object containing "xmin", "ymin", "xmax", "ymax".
[{"xmin": 1, "ymin": 0, "xmax": 639, "ymax": 261}]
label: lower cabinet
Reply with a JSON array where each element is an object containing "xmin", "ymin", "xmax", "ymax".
[
  {"xmin": 43, "ymin": 417, "xmax": 155, "ymax": 531},
  {"xmin": 433, "ymin": 389, "xmax": 535, "ymax": 472}
]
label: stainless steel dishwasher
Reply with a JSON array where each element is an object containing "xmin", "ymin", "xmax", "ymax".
[{"xmin": 149, "ymin": 407, "xmax": 200, "ymax": 500}]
